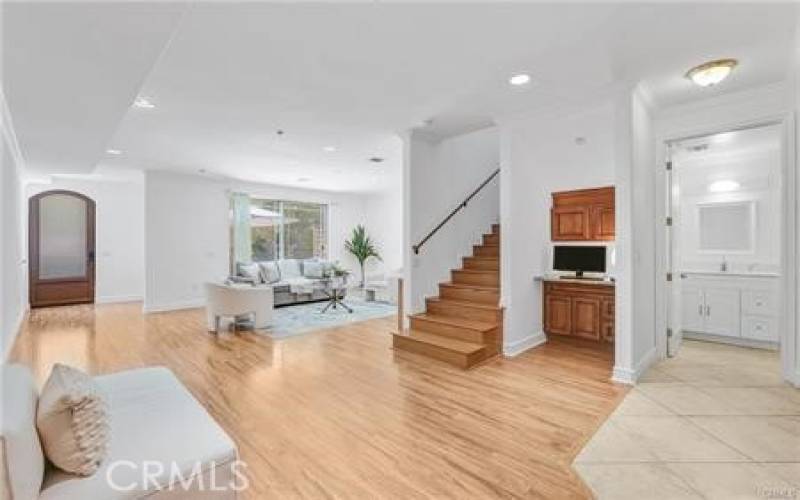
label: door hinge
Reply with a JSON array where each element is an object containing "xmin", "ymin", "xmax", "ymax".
[
  {"xmin": 666, "ymin": 272, "xmax": 673, "ymax": 282},
  {"xmin": 667, "ymin": 327, "xmax": 673, "ymax": 338},
  {"xmin": 665, "ymin": 161, "xmax": 673, "ymax": 171},
  {"xmin": 666, "ymin": 217, "xmax": 673, "ymax": 226}
]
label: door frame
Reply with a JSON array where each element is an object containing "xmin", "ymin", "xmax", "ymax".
[
  {"xmin": 28, "ymin": 190, "xmax": 96, "ymax": 307},
  {"xmin": 655, "ymin": 113, "xmax": 797, "ymax": 386}
]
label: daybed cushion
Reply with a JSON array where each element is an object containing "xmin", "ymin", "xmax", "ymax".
[
  {"xmin": 236, "ymin": 262, "xmax": 262, "ymax": 283},
  {"xmin": 258, "ymin": 261, "xmax": 281, "ymax": 284},
  {"xmin": 1, "ymin": 364, "xmax": 45, "ymax": 500},
  {"xmin": 277, "ymin": 259, "xmax": 302, "ymax": 279},
  {"xmin": 39, "ymin": 367, "xmax": 237, "ymax": 500},
  {"xmin": 36, "ymin": 364, "xmax": 110, "ymax": 476},
  {"xmin": 302, "ymin": 260, "xmax": 325, "ymax": 279}
]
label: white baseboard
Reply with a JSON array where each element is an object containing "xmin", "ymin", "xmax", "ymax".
[
  {"xmin": 503, "ymin": 331, "xmax": 547, "ymax": 357},
  {"xmin": 612, "ymin": 347, "xmax": 658, "ymax": 385},
  {"xmin": 96, "ymin": 294, "xmax": 143, "ymax": 305},
  {"xmin": 142, "ymin": 298, "xmax": 204, "ymax": 314}
]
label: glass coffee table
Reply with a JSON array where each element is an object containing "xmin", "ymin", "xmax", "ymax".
[{"xmin": 319, "ymin": 276, "xmax": 352, "ymax": 313}]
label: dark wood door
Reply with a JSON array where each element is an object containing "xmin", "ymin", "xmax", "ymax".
[
  {"xmin": 29, "ymin": 191, "xmax": 95, "ymax": 307},
  {"xmin": 545, "ymin": 295, "xmax": 572, "ymax": 335},
  {"xmin": 572, "ymin": 297, "xmax": 601, "ymax": 340}
]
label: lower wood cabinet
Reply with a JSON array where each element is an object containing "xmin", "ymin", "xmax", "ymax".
[{"xmin": 543, "ymin": 281, "xmax": 614, "ymax": 343}]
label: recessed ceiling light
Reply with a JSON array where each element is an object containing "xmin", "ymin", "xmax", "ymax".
[
  {"xmin": 297, "ymin": 177, "xmax": 311, "ymax": 183},
  {"xmin": 509, "ymin": 73, "xmax": 531, "ymax": 86},
  {"xmin": 106, "ymin": 149, "xmax": 122, "ymax": 155},
  {"xmin": 133, "ymin": 97, "xmax": 155, "ymax": 109},
  {"xmin": 708, "ymin": 179, "xmax": 740, "ymax": 193},
  {"xmin": 323, "ymin": 146, "xmax": 337, "ymax": 152},
  {"xmin": 686, "ymin": 59, "xmax": 738, "ymax": 87},
  {"xmin": 369, "ymin": 157, "xmax": 385, "ymax": 163}
]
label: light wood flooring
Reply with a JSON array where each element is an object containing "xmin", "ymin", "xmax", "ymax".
[{"xmin": 10, "ymin": 302, "xmax": 627, "ymax": 499}]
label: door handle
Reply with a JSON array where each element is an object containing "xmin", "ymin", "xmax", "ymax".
[
  {"xmin": 705, "ymin": 305, "xmax": 710, "ymax": 316},
  {"xmin": 698, "ymin": 304, "xmax": 703, "ymax": 316}
]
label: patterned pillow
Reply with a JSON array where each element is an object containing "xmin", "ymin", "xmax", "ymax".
[
  {"xmin": 236, "ymin": 262, "xmax": 262, "ymax": 283},
  {"xmin": 36, "ymin": 364, "xmax": 110, "ymax": 476},
  {"xmin": 258, "ymin": 261, "xmax": 281, "ymax": 284}
]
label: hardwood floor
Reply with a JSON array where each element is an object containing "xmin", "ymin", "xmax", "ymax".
[{"xmin": 10, "ymin": 302, "xmax": 627, "ymax": 499}]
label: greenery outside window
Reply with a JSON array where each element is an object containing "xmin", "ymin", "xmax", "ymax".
[{"xmin": 250, "ymin": 199, "xmax": 328, "ymax": 261}]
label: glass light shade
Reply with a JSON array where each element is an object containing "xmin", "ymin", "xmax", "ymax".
[
  {"xmin": 686, "ymin": 59, "xmax": 737, "ymax": 87},
  {"xmin": 708, "ymin": 179, "xmax": 740, "ymax": 193}
]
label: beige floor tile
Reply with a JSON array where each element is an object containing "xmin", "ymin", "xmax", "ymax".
[
  {"xmin": 637, "ymin": 384, "xmax": 739, "ymax": 415},
  {"xmin": 765, "ymin": 463, "xmax": 800, "ymax": 489},
  {"xmin": 575, "ymin": 416, "xmax": 748, "ymax": 463},
  {"xmin": 639, "ymin": 366, "xmax": 684, "ymax": 383},
  {"xmin": 689, "ymin": 416, "xmax": 800, "ymax": 461},
  {"xmin": 666, "ymin": 463, "xmax": 794, "ymax": 500},
  {"xmin": 698, "ymin": 387, "xmax": 800, "ymax": 415},
  {"xmin": 574, "ymin": 463, "xmax": 702, "ymax": 500},
  {"xmin": 613, "ymin": 389, "xmax": 674, "ymax": 416},
  {"xmin": 656, "ymin": 363, "xmax": 786, "ymax": 388}
]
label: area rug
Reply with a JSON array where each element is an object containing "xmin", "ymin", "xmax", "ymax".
[{"xmin": 264, "ymin": 298, "xmax": 397, "ymax": 338}]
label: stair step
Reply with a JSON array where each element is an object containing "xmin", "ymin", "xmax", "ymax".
[
  {"xmin": 439, "ymin": 282, "xmax": 499, "ymax": 304},
  {"xmin": 463, "ymin": 256, "xmax": 499, "ymax": 270},
  {"xmin": 426, "ymin": 297, "xmax": 501, "ymax": 323},
  {"xmin": 492, "ymin": 223, "xmax": 500, "ymax": 234},
  {"xmin": 483, "ymin": 233, "xmax": 499, "ymax": 245},
  {"xmin": 452, "ymin": 268, "xmax": 499, "ymax": 287},
  {"xmin": 473, "ymin": 245, "xmax": 499, "ymax": 257},
  {"xmin": 392, "ymin": 330, "xmax": 486, "ymax": 369},
  {"xmin": 410, "ymin": 312, "xmax": 497, "ymax": 341}
]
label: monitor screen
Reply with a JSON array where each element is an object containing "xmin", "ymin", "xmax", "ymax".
[{"xmin": 553, "ymin": 245, "xmax": 606, "ymax": 274}]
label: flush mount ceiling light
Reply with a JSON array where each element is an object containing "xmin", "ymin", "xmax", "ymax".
[
  {"xmin": 132, "ymin": 97, "xmax": 155, "ymax": 109},
  {"xmin": 106, "ymin": 149, "xmax": 122, "ymax": 155},
  {"xmin": 296, "ymin": 177, "xmax": 311, "ymax": 183},
  {"xmin": 708, "ymin": 179, "xmax": 740, "ymax": 193},
  {"xmin": 323, "ymin": 146, "xmax": 337, "ymax": 152},
  {"xmin": 685, "ymin": 59, "xmax": 738, "ymax": 87},
  {"xmin": 509, "ymin": 73, "xmax": 531, "ymax": 86}
]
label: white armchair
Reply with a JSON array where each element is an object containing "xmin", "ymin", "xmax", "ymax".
[
  {"xmin": 364, "ymin": 269, "xmax": 402, "ymax": 304},
  {"xmin": 205, "ymin": 282, "xmax": 274, "ymax": 332}
]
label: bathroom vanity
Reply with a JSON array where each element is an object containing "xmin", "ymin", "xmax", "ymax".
[{"xmin": 680, "ymin": 271, "xmax": 779, "ymax": 346}]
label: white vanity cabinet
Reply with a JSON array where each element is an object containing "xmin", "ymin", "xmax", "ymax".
[{"xmin": 680, "ymin": 273, "xmax": 779, "ymax": 344}]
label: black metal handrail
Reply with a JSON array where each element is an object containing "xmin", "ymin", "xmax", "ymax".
[{"xmin": 412, "ymin": 167, "xmax": 500, "ymax": 255}]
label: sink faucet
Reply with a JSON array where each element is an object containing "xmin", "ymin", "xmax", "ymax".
[
  {"xmin": 747, "ymin": 263, "xmax": 758, "ymax": 272},
  {"xmin": 720, "ymin": 257, "xmax": 728, "ymax": 273}
]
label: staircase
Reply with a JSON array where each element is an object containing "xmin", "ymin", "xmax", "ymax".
[{"xmin": 393, "ymin": 223, "xmax": 502, "ymax": 369}]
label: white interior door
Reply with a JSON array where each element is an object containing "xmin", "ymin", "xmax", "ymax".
[{"xmin": 667, "ymin": 147, "xmax": 683, "ymax": 356}]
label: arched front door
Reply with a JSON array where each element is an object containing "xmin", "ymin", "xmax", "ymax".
[{"xmin": 29, "ymin": 190, "xmax": 96, "ymax": 307}]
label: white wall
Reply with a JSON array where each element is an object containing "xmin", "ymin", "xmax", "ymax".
[
  {"xmin": 499, "ymin": 99, "xmax": 617, "ymax": 355},
  {"xmin": 143, "ymin": 170, "xmax": 378, "ymax": 312},
  {"xmin": 404, "ymin": 127, "xmax": 499, "ymax": 314},
  {"xmin": 26, "ymin": 171, "xmax": 146, "ymax": 304},
  {"xmin": 363, "ymin": 183, "xmax": 403, "ymax": 277},
  {"xmin": 1, "ymin": 125, "xmax": 26, "ymax": 360}
]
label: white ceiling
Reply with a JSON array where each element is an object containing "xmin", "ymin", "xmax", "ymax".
[{"xmin": 3, "ymin": 3, "xmax": 797, "ymax": 193}]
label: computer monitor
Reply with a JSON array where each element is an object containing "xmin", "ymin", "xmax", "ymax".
[{"xmin": 553, "ymin": 245, "xmax": 606, "ymax": 277}]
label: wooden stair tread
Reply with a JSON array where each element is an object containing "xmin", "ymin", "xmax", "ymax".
[
  {"xmin": 453, "ymin": 268, "xmax": 497, "ymax": 274},
  {"xmin": 440, "ymin": 282, "xmax": 499, "ymax": 291},
  {"xmin": 427, "ymin": 297, "xmax": 499, "ymax": 311},
  {"xmin": 394, "ymin": 330, "xmax": 484, "ymax": 354},
  {"xmin": 466, "ymin": 255, "xmax": 499, "ymax": 260},
  {"xmin": 411, "ymin": 313, "xmax": 497, "ymax": 331}
]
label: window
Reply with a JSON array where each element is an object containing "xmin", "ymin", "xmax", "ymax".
[{"xmin": 250, "ymin": 199, "xmax": 328, "ymax": 261}]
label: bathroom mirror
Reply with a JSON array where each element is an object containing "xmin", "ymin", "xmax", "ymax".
[{"xmin": 697, "ymin": 201, "xmax": 755, "ymax": 253}]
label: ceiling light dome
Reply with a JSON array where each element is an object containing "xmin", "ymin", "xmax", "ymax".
[
  {"xmin": 685, "ymin": 59, "xmax": 738, "ymax": 87},
  {"xmin": 509, "ymin": 73, "xmax": 531, "ymax": 86},
  {"xmin": 708, "ymin": 179, "xmax": 740, "ymax": 193}
]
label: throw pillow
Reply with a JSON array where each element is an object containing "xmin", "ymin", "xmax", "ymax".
[
  {"xmin": 36, "ymin": 364, "xmax": 110, "ymax": 476},
  {"xmin": 277, "ymin": 259, "xmax": 302, "ymax": 279},
  {"xmin": 303, "ymin": 260, "xmax": 325, "ymax": 278},
  {"xmin": 237, "ymin": 262, "xmax": 262, "ymax": 283},
  {"xmin": 258, "ymin": 261, "xmax": 281, "ymax": 283}
]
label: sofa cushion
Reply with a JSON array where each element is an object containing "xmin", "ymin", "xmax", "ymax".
[
  {"xmin": 258, "ymin": 261, "xmax": 281, "ymax": 284},
  {"xmin": 39, "ymin": 366, "xmax": 238, "ymax": 500},
  {"xmin": 302, "ymin": 260, "xmax": 325, "ymax": 278},
  {"xmin": 277, "ymin": 259, "xmax": 302, "ymax": 279},
  {"xmin": 236, "ymin": 262, "xmax": 262, "ymax": 283},
  {"xmin": 1, "ymin": 364, "xmax": 44, "ymax": 500},
  {"xmin": 37, "ymin": 364, "xmax": 110, "ymax": 476}
]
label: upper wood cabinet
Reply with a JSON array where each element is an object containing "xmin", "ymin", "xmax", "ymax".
[{"xmin": 551, "ymin": 186, "xmax": 615, "ymax": 241}]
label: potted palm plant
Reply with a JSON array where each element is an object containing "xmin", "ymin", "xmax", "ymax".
[{"xmin": 344, "ymin": 224, "xmax": 381, "ymax": 288}]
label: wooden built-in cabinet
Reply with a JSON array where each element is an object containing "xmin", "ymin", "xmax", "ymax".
[
  {"xmin": 551, "ymin": 186, "xmax": 615, "ymax": 241},
  {"xmin": 544, "ymin": 281, "xmax": 614, "ymax": 343}
]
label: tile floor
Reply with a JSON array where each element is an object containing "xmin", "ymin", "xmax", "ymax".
[{"xmin": 574, "ymin": 340, "xmax": 800, "ymax": 499}]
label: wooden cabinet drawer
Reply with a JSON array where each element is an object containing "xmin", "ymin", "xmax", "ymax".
[
  {"xmin": 602, "ymin": 298, "xmax": 614, "ymax": 319},
  {"xmin": 601, "ymin": 321, "xmax": 614, "ymax": 343},
  {"xmin": 741, "ymin": 316, "xmax": 778, "ymax": 342},
  {"xmin": 742, "ymin": 289, "xmax": 777, "ymax": 317}
]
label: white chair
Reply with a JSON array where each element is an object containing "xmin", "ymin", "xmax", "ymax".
[
  {"xmin": 364, "ymin": 269, "xmax": 402, "ymax": 304},
  {"xmin": 205, "ymin": 282, "xmax": 274, "ymax": 333}
]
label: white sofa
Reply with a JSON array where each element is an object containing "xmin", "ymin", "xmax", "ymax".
[
  {"xmin": 234, "ymin": 258, "xmax": 345, "ymax": 307},
  {"xmin": 2, "ymin": 364, "xmax": 239, "ymax": 499}
]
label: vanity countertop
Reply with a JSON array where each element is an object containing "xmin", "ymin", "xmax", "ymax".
[
  {"xmin": 681, "ymin": 270, "xmax": 780, "ymax": 279},
  {"xmin": 534, "ymin": 275, "xmax": 615, "ymax": 287}
]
